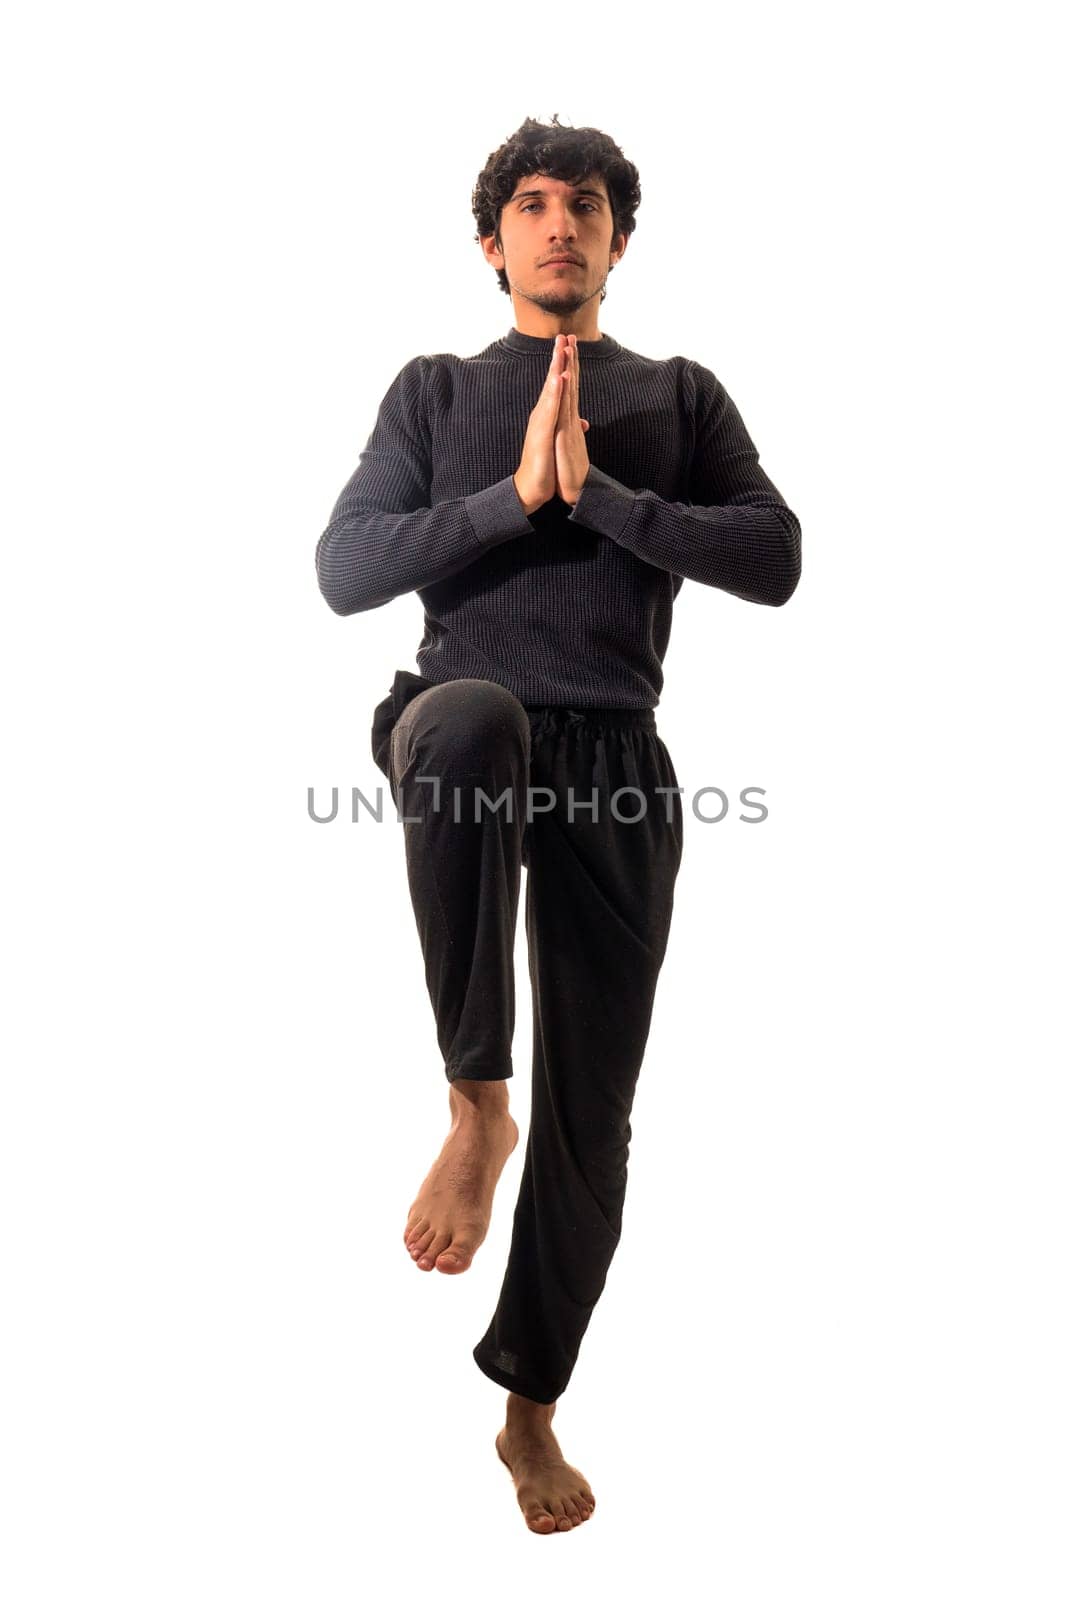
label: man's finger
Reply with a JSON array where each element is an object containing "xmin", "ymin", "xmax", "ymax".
[
  {"xmin": 543, "ymin": 352, "xmax": 564, "ymax": 415},
  {"xmin": 555, "ymin": 360, "xmax": 570, "ymax": 423}
]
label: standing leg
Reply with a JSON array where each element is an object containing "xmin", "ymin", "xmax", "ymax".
[{"xmin": 473, "ymin": 711, "xmax": 685, "ymax": 1402}]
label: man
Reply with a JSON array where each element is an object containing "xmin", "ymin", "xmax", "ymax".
[{"xmin": 315, "ymin": 114, "xmax": 801, "ymax": 1535}]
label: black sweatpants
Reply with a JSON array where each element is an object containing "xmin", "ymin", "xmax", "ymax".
[{"xmin": 370, "ymin": 669, "xmax": 684, "ymax": 1404}]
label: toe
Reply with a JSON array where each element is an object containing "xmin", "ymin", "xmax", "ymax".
[
  {"xmin": 436, "ymin": 1244, "xmax": 471, "ymax": 1272},
  {"xmin": 415, "ymin": 1233, "xmax": 440, "ymax": 1267},
  {"xmin": 527, "ymin": 1507, "xmax": 555, "ymax": 1533}
]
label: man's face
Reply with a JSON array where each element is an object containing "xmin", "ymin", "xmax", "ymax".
[{"xmin": 482, "ymin": 171, "xmax": 626, "ymax": 316}]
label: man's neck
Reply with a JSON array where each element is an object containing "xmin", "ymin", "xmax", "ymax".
[{"xmin": 511, "ymin": 315, "xmax": 603, "ymax": 341}]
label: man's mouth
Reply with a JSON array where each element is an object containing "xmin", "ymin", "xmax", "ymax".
[{"xmin": 543, "ymin": 257, "xmax": 580, "ymax": 267}]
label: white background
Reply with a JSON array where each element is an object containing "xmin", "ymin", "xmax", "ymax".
[{"xmin": 3, "ymin": 1, "xmax": 1063, "ymax": 1594}]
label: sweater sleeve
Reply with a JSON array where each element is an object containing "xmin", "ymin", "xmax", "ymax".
[
  {"xmin": 565, "ymin": 360, "xmax": 801, "ymax": 606},
  {"xmin": 315, "ymin": 356, "xmax": 534, "ymax": 615}
]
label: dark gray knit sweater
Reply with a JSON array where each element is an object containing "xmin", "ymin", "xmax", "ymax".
[{"xmin": 315, "ymin": 326, "xmax": 801, "ymax": 708}]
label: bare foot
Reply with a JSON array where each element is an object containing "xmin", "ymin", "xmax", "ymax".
[
  {"xmin": 495, "ymin": 1401, "xmax": 596, "ymax": 1534},
  {"xmin": 403, "ymin": 1094, "xmax": 519, "ymax": 1274}
]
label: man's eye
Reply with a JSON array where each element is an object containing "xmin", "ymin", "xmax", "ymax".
[{"xmin": 520, "ymin": 201, "xmax": 597, "ymax": 213}]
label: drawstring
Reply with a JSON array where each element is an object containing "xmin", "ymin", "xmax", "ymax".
[
  {"xmin": 529, "ymin": 710, "xmax": 644, "ymax": 801},
  {"xmin": 621, "ymin": 741, "xmax": 642, "ymax": 797},
  {"xmin": 529, "ymin": 707, "xmax": 585, "ymax": 746},
  {"xmin": 531, "ymin": 707, "xmax": 589, "ymax": 734},
  {"xmin": 593, "ymin": 732, "xmax": 609, "ymax": 796}
]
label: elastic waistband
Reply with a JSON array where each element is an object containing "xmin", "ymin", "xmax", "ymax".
[{"xmin": 523, "ymin": 704, "xmax": 657, "ymax": 731}]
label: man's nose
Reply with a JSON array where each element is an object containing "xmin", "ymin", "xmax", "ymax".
[{"xmin": 546, "ymin": 204, "xmax": 578, "ymax": 241}]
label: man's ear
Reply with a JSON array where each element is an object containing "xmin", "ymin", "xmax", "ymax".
[{"xmin": 481, "ymin": 230, "xmax": 504, "ymax": 270}]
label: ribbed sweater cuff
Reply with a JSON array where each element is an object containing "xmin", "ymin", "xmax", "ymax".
[
  {"xmin": 464, "ymin": 476, "xmax": 534, "ymax": 545},
  {"xmin": 566, "ymin": 463, "xmax": 637, "ymax": 542}
]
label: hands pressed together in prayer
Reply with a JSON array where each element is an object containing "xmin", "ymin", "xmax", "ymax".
[{"xmin": 512, "ymin": 334, "xmax": 591, "ymax": 515}]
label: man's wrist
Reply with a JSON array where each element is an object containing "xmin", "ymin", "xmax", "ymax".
[{"xmin": 512, "ymin": 474, "xmax": 544, "ymax": 517}]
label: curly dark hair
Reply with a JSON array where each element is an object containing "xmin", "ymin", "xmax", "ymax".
[{"xmin": 471, "ymin": 113, "xmax": 642, "ymax": 303}]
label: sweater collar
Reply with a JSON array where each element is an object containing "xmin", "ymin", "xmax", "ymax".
[{"xmin": 500, "ymin": 326, "xmax": 621, "ymax": 360}]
